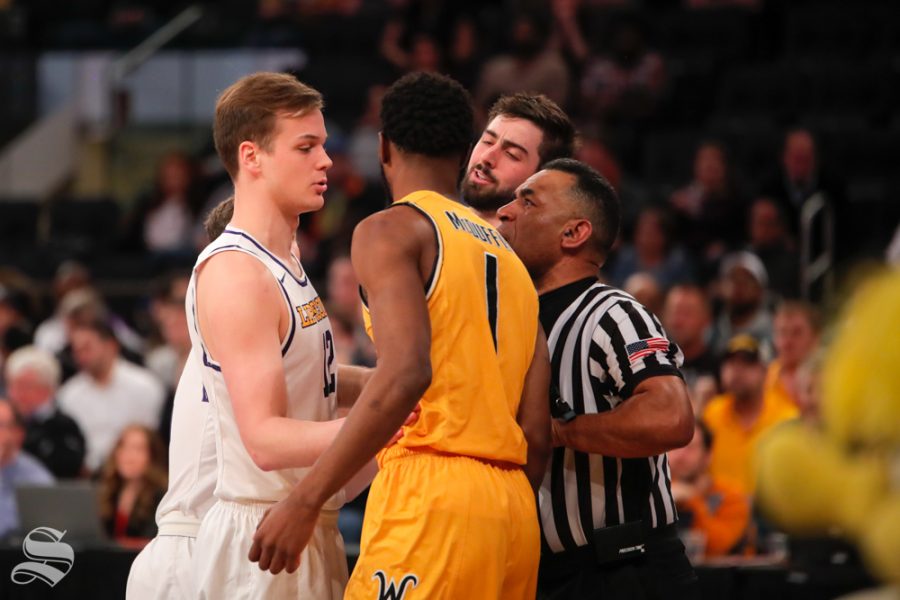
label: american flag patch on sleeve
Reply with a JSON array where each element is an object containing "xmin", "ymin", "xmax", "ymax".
[{"xmin": 625, "ymin": 337, "xmax": 669, "ymax": 363}]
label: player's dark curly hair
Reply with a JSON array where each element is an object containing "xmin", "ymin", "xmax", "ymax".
[{"xmin": 380, "ymin": 71, "xmax": 474, "ymax": 159}]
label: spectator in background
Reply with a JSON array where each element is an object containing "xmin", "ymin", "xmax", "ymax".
[
  {"xmin": 326, "ymin": 256, "xmax": 375, "ymax": 368},
  {"xmin": 122, "ymin": 151, "xmax": 205, "ymax": 257},
  {"xmin": 313, "ymin": 143, "xmax": 384, "ymax": 261},
  {"xmin": 33, "ymin": 261, "xmax": 92, "ymax": 354},
  {"xmin": 0, "ymin": 284, "xmax": 32, "ymax": 354},
  {"xmin": 703, "ymin": 335, "xmax": 797, "ymax": 497},
  {"xmin": 348, "ymin": 85, "xmax": 387, "ymax": 184},
  {"xmin": 579, "ymin": 17, "xmax": 666, "ymax": 122},
  {"xmin": 0, "ymin": 398, "xmax": 54, "ymax": 539},
  {"xmin": 663, "ymin": 284, "xmax": 718, "ymax": 409},
  {"xmin": 747, "ymin": 197, "xmax": 799, "ymax": 299},
  {"xmin": 445, "ymin": 17, "xmax": 482, "ymax": 91},
  {"xmin": 145, "ymin": 273, "xmax": 191, "ymax": 391},
  {"xmin": 98, "ymin": 424, "xmax": 167, "ymax": 546},
  {"xmin": 5, "ymin": 346, "xmax": 85, "ymax": 478},
  {"xmin": 58, "ymin": 318, "xmax": 164, "ymax": 473},
  {"xmin": 577, "ymin": 135, "xmax": 651, "ymax": 232},
  {"xmin": 146, "ymin": 273, "xmax": 192, "ymax": 444},
  {"xmin": 608, "ymin": 207, "xmax": 695, "ymax": 289},
  {"xmin": 759, "ymin": 129, "xmax": 848, "ymax": 260},
  {"xmin": 52, "ymin": 288, "xmax": 145, "ymax": 381},
  {"xmin": 475, "ymin": 12, "xmax": 570, "ymax": 111},
  {"xmin": 713, "ymin": 251, "xmax": 774, "ymax": 353},
  {"xmin": 793, "ymin": 350, "xmax": 823, "ymax": 425},
  {"xmin": 623, "ymin": 272, "xmax": 665, "ymax": 317},
  {"xmin": 670, "ymin": 142, "xmax": 746, "ymax": 262},
  {"xmin": 766, "ymin": 301, "xmax": 821, "ymax": 411},
  {"xmin": 669, "ymin": 421, "xmax": 751, "ymax": 559},
  {"xmin": 381, "ymin": 27, "xmax": 443, "ymax": 75}
]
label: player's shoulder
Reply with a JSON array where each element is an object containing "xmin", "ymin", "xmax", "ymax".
[
  {"xmin": 353, "ymin": 204, "xmax": 435, "ymax": 249},
  {"xmin": 199, "ymin": 248, "xmax": 275, "ymax": 288}
]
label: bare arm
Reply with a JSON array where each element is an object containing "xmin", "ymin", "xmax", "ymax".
[
  {"xmin": 516, "ymin": 324, "xmax": 552, "ymax": 492},
  {"xmin": 249, "ymin": 207, "xmax": 434, "ymax": 574},
  {"xmin": 553, "ymin": 375, "xmax": 694, "ymax": 458},
  {"xmin": 197, "ymin": 252, "xmax": 344, "ymax": 472},
  {"xmin": 298, "ymin": 208, "xmax": 432, "ymax": 503},
  {"xmin": 335, "ymin": 365, "xmax": 372, "ymax": 415}
]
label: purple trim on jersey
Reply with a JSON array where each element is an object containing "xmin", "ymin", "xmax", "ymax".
[
  {"xmin": 223, "ymin": 228, "xmax": 308, "ymax": 287},
  {"xmin": 274, "ymin": 275, "xmax": 296, "ymax": 356}
]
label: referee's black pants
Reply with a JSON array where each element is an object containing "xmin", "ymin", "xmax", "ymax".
[{"xmin": 536, "ymin": 525, "xmax": 700, "ymax": 600}]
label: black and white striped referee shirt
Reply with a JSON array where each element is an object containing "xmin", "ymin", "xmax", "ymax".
[{"xmin": 538, "ymin": 276, "xmax": 684, "ymax": 554}]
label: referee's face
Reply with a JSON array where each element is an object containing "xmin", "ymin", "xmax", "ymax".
[{"xmin": 497, "ymin": 170, "xmax": 574, "ymax": 276}]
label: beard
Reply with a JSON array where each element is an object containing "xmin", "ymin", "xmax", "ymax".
[
  {"xmin": 460, "ymin": 166, "xmax": 516, "ymax": 213},
  {"xmin": 379, "ymin": 165, "xmax": 393, "ymax": 208}
]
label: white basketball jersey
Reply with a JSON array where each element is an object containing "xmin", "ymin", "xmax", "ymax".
[
  {"xmin": 186, "ymin": 226, "xmax": 341, "ymax": 507},
  {"xmin": 154, "ymin": 354, "xmax": 217, "ymax": 531}
]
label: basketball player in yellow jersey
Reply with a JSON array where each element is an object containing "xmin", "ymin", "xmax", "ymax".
[{"xmin": 251, "ymin": 71, "xmax": 551, "ymax": 598}]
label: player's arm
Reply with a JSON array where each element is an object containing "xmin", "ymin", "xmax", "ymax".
[
  {"xmin": 335, "ymin": 364, "xmax": 372, "ymax": 413},
  {"xmin": 250, "ymin": 208, "xmax": 433, "ymax": 574},
  {"xmin": 553, "ymin": 375, "xmax": 694, "ymax": 457},
  {"xmin": 197, "ymin": 252, "xmax": 344, "ymax": 471},
  {"xmin": 516, "ymin": 323, "xmax": 551, "ymax": 492}
]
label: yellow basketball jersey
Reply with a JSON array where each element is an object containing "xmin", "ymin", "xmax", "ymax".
[{"xmin": 362, "ymin": 190, "xmax": 539, "ymax": 465}]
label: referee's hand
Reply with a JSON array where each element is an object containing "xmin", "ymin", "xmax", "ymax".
[{"xmin": 249, "ymin": 491, "xmax": 319, "ymax": 575}]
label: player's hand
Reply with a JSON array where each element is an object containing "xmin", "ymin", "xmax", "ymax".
[
  {"xmin": 386, "ymin": 403, "xmax": 420, "ymax": 447},
  {"xmin": 249, "ymin": 491, "xmax": 320, "ymax": 575}
]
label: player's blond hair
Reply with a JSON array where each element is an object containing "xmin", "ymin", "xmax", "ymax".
[{"xmin": 214, "ymin": 72, "xmax": 323, "ymax": 180}]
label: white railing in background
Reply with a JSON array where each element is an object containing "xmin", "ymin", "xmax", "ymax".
[
  {"xmin": 0, "ymin": 104, "xmax": 76, "ymax": 198},
  {"xmin": 0, "ymin": 6, "xmax": 203, "ymax": 200},
  {"xmin": 800, "ymin": 192, "xmax": 834, "ymax": 301}
]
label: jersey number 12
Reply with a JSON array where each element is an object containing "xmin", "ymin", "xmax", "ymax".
[{"xmin": 322, "ymin": 330, "xmax": 336, "ymax": 396}]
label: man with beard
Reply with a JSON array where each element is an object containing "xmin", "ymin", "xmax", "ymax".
[{"xmin": 462, "ymin": 92, "xmax": 575, "ymax": 226}]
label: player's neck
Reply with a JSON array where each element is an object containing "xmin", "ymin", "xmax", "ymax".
[
  {"xmin": 230, "ymin": 188, "xmax": 298, "ymax": 261},
  {"xmin": 388, "ymin": 157, "xmax": 460, "ymax": 203},
  {"xmin": 535, "ymin": 257, "xmax": 600, "ymax": 295}
]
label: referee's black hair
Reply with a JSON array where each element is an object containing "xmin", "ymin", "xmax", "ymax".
[
  {"xmin": 380, "ymin": 71, "xmax": 474, "ymax": 160},
  {"xmin": 542, "ymin": 158, "xmax": 621, "ymax": 256}
]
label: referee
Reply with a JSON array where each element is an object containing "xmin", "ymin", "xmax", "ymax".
[{"xmin": 497, "ymin": 158, "xmax": 699, "ymax": 599}]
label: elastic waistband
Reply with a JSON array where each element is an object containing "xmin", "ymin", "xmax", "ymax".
[
  {"xmin": 214, "ymin": 499, "xmax": 339, "ymax": 526},
  {"xmin": 378, "ymin": 445, "xmax": 521, "ymax": 471},
  {"xmin": 158, "ymin": 521, "xmax": 201, "ymax": 537},
  {"xmin": 157, "ymin": 511, "xmax": 201, "ymax": 537}
]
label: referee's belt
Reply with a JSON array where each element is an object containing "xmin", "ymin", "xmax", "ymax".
[{"xmin": 540, "ymin": 522, "xmax": 679, "ymax": 573}]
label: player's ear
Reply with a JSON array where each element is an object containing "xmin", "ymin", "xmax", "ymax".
[
  {"xmin": 238, "ymin": 141, "xmax": 262, "ymax": 177},
  {"xmin": 560, "ymin": 218, "xmax": 593, "ymax": 251}
]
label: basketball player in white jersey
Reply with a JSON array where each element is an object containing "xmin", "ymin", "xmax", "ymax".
[
  {"xmin": 183, "ymin": 73, "xmax": 389, "ymax": 599},
  {"xmin": 126, "ymin": 195, "xmax": 377, "ymax": 599}
]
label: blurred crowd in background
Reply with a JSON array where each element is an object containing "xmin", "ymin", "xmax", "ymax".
[{"xmin": 0, "ymin": 0, "xmax": 899, "ymax": 570}]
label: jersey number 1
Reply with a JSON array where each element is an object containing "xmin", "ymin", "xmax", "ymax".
[
  {"xmin": 485, "ymin": 253, "xmax": 498, "ymax": 351},
  {"xmin": 322, "ymin": 330, "xmax": 336, "ymax": 396}
]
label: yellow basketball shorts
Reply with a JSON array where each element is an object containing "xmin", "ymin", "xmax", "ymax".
[{"xmin": 344, "ymin": 446, "xmax": 539, "ymax": 600}]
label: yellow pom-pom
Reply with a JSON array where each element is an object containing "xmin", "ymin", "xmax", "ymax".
[
  {"xmin": 756, "ymin": 424, "xmax": 886, "ymax": 537},
  {"xmin": 822, "ymin": 270, "xmax": 900, "ymax": 447}
]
